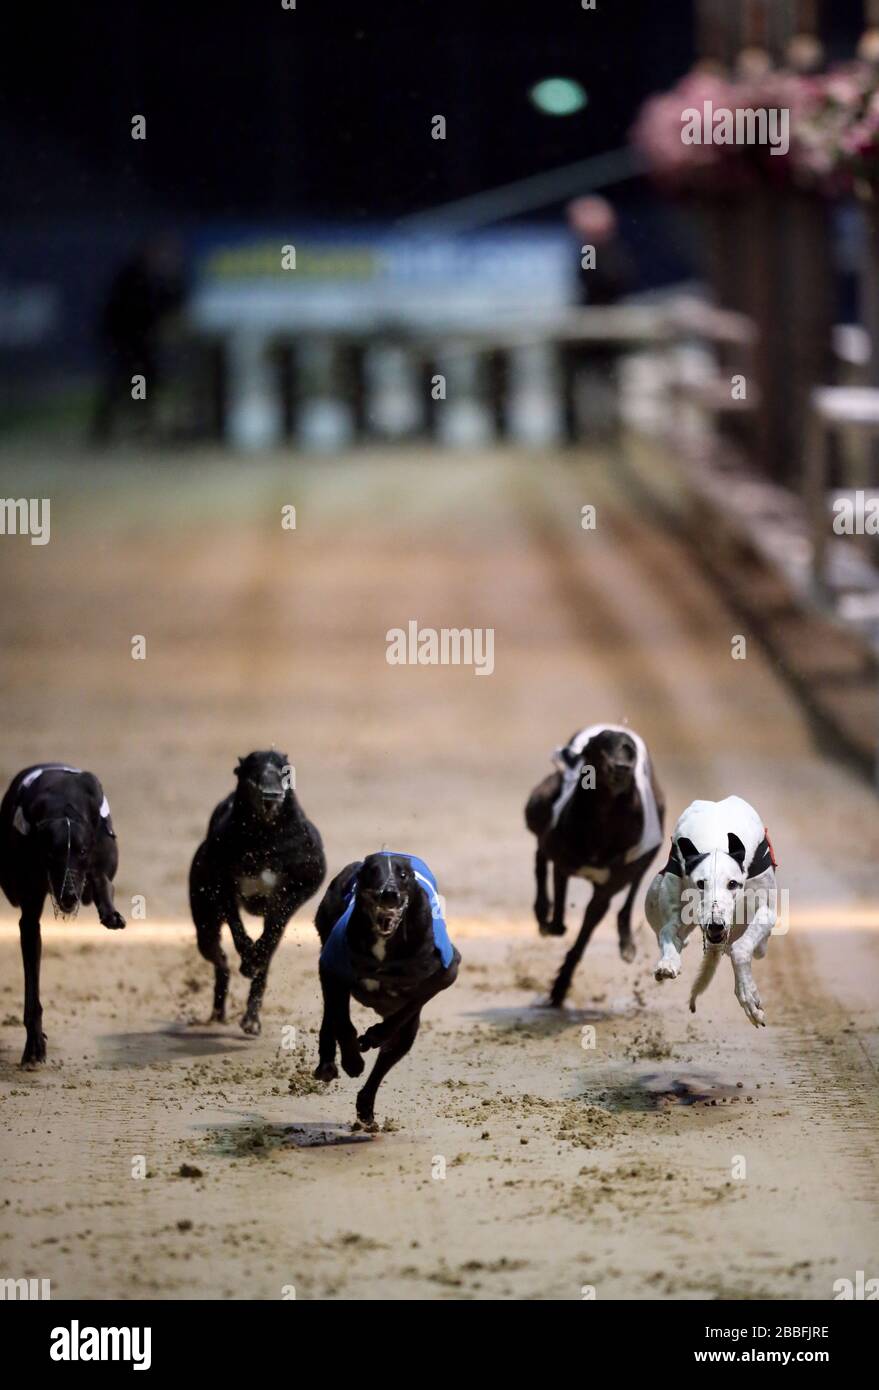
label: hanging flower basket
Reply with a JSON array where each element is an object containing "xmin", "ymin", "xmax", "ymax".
[{"xmin": 631, "ymin": 65, "xmax": 841, "ymax": 198}]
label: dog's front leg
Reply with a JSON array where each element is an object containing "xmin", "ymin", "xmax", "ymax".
[
  {"xmin": 223, "ymin": 897, "xmax": 253, "ymax": 968},
  {"xmin": 545, "ymin": 862, "xmax": 569, "ymax": 937},
  {"xmin": 617, "ymin": 864, "xmax": 648, "ymax": 963},
  {"xmin": 649, "ymin": 875, "xmax": 688, "ymax": 980},
  {"xmin": 654, "ymin": 920, "xmax": 684, "ymax": 980},
  {"xmin": 240, "ymin": 914, "xmax": 284, "ymax": 981},
  {"xmin": 239, "ymin": 918, "xmax": 286, "ymax": 1035},
  {"xmin": 356, "ymin": 1012, "xmax": 421, "ymax": 1129},
  {"xmin": 90, "ymin": 873, "xmax": 126, "ymax": 931},
  {"xmin": 534, "ymin": 849, "xmax": 550, "ymax": 931},
  {"xmin": 19, "ymin": 905, "xmax": 46, "ymax": 1065},
  {"xmin": 314, "ymin": 1012, "xmax": 338, "ymax": 1080},
  {"xmin": 548, "ymin": 889, "xmax": 612, "ymax": 1006},
  {"xmin": 313, "ymin": 970, "xmax": 363, "ymax": 1080},
  {"xmin": 358, "ymin": 956, "xmax": 460, "ymax": 1052},
  {"xmin": 730, "ymin": 903, "xmax": 774, "ymax": 1028}
]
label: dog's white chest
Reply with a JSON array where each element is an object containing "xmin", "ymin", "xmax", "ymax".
[
  {"xmin": 238, "ymin": 869, "xmax": 278, "ymax": 898},
  {"xmin": 577, "ymin": 864, "xmax": 611, "ymax": 884}
]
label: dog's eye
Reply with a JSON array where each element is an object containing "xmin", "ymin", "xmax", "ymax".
[
  {"xmin": 727, "ymin": 880, "xmax": 739, "ymax": 891},
  {"xmin": 695, "ymin": 880, "xmax": 705, "ymax": 889}
]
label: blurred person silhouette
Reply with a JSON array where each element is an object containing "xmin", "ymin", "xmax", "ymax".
[
  {"xmin": 91, "ymin": 234, "xmax": 186, "ymax": 444},
  {"xmin": 564, "ymin": 196, "xmax": 635, "ymax": 442}
]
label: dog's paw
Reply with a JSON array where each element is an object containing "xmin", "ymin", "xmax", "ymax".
[
  {"xmin": 539, "ymin": 922, "xmax": 566, "ymax": 937},
  {"xmin": 619, "ymin": 936, "xmax": 637, "ymax": 963},
  {"xmin": 102, "ymin": 910, "xmax": 126, "ymax": 931},
  {"xmin": 735, "ymin": 980, "xmax": 766, "ymax": 1028},
  {"xmin": 358, "ymin": 1026, "xmax": 384, "ymax": 1053},
  {"xmin": 341, "ymin": 1050, "xmax": 365, "ymax": 1077},
  {"xmin": 240, "ymin": 1013, "xmax": 261, "ymax": 1036},
  {"xmin": 654, "ymin": 959, "xmax": 680, "ymax": 981},
  {"xmin": 355, "ymin": 1090, "xmax": 376, "ymax": 1127},
  {"xmin": 21, "ymin": 1031, "xmax": 47, "ymax": 1066},
  {"xmin": 313, "ymin": 1060, "xmax": 338, "ymax": 1083}
]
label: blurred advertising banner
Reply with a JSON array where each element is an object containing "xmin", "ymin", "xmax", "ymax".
[
  {"xmin": 189, "ymin": 224, "xmax": 575, "ymax": 449},
  {"xmin": 190, "ymin": 223, "xmax": 575, "ymax": 331}
]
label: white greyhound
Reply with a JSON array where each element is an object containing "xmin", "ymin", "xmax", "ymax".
[{"xmin": 645, "ymin": 796, "xmax": 777, "ymax": 1028}]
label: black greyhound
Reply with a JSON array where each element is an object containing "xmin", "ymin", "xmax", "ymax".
[
  {"xmin": 189, "ymin": 750, "xmax": 326, "ymax": 1035},
  {"xmin": 0, "ymin": 764, "xmax": 125, "ymax": 1064},
  {"xmin": 525, "ymin": 725, "xmax": 664, "ymax": 1006},
  {"xmin": 313, "ymin": 852, "xmax": 459, "ymax": 1128}
]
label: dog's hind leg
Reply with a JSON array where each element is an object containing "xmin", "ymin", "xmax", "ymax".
[
  {"xmin": 356, "ymin": 1014, "xmax": 420, "ymax": 1129},
  {"xmin": 19, "ymin": 905, "xmax": 46, "ymax": 1065},
  {"xmin": 548, "ymin": 887, "xmax": 612, "ymax": 1007},
  {"xmin": 195, "ymin": 918, "xmax": 230, "ymax": 1023},
  {"xmin": 534, "ymin": 850, "xmax": 550, "ymax": 931}
]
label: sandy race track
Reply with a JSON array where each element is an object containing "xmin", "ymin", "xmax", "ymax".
[{"xmin": 1, "ymin": 444, "xmax": 878, "ymax": 1300}]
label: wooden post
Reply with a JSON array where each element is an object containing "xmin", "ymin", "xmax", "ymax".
[{"xmin": 696, "ymin": 0, "xmax": 733, "ymax": 66}]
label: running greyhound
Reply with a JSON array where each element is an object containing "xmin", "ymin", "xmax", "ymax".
[
  {"xmin": 0, "ymin": 763, "xmax": 125, "ymax": 1064},
  {"xmin": 646, "ymin": 795, "xmax": 778, "ymax": 1027},
  {"xmin": 313, "ymin": 852, "xmax": 460, "ymax": 1128},
  {"xmin": 189, "ymin": 750, "xmax": 326, "ymax": 1036},
  {"xmin": 525, "ymin": 724, "xmax": 664, "ymax": 1006}
]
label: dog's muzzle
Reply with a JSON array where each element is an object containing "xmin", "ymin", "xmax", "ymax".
[
  {"xmin": 50, "ymin": 875, "xmax": 84, "ymax": 919},
  {"xmin": 373, "ymin": 906, "xmax": 404, "ymax": 937},
  {"xmin": 703, "ymin": 912, "xmax": 727, "ymax": 946}
]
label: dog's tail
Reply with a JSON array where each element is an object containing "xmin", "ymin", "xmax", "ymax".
[{"xmin": 689, "ymin": 944, "xmax": 723, "ymax": 1013}]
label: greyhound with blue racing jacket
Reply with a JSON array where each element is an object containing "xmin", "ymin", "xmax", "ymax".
[{"xmin": 313, "ymin": 851, "xmax": 460, "ymax": 1128}]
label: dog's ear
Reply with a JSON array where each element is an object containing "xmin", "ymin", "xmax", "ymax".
[
  {"xmin": 676, "ymin": 836, "xmax": 707, "ymax": 875},
  {"xmin": 233, "ymin": 758, "xmax": 243, "ymax": 778},
  {"xmin": 727, "ymin": 832, "xmax": 747, "ymax": 870}
]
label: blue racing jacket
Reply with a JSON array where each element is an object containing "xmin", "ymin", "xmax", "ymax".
[{"xmin": 320, "ymin": 852, "xmax": 454, "ymax": 982}]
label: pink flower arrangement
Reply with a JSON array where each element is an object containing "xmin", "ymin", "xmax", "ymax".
[
  {"xmin": 794, "ymin": 63, "xmax": 879, "ymax": 193},
  {"xmin": 630, "ymin": 69, "xmax": 737, "ymax": 193},
  {"xmin": 631, "ymin": 63, "xmax": 871, "ymax": 197}
]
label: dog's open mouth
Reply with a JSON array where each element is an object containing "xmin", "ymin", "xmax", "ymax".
[
  {"xmin": 373, "ymin": 908, "xmax": 404, "ymax": 937},
  {"xmin": 704, "ymin": 925, "xmax": 727, "ymax": 946}
]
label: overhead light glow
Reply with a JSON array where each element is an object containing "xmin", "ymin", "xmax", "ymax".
[{"xmin": 529, "ymin": 77, "xmax": 588, "ymax": 116}]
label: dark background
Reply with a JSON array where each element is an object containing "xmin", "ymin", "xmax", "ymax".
[
  {"xmin": 2, "ymin": 0, "xmax": 697, "ymax": 220},
  {"xmin": 0, "ymin": 0, "xmax": 870, "ymax": 386}
]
